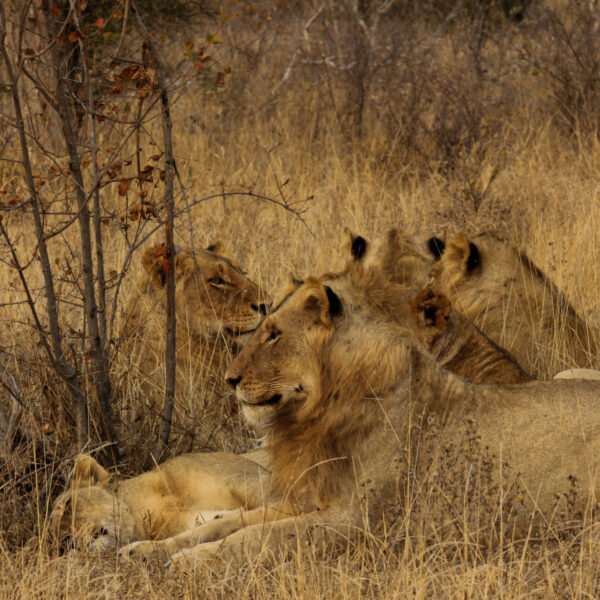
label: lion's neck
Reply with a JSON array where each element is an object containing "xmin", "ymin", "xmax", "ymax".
[
  {"xmin": 269, "ymin": 386, "xmax": 382, "ymax": 510},
  {"xmin": 406, "ymin": 347, "xmax": 475, "ymax": 420},
  {"xmin": 267, "ymin": 348, "xmax": 472, "ymax": 510},
  {"xmin": 268, "ymin": 319, "xmax": 414, "ymax": 509},
  {"xmin": 431, "ymin": 311, "xmax": 531, "ymax": 384},
  {"xmin": 113, "ymin": 484, "xmax": 154, "ymax": 541},
  {"xmin": 117, "ymin": 475, "xmax": 176, "ymax": 540}
]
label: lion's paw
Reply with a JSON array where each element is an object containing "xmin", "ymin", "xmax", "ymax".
[
  {"xmin": 166, "ymin": 542, "xmax": 220, "ymax": 570},
  {"xmin": 119, "ymin": 540, "xmax": 164, "ymax": 562}
]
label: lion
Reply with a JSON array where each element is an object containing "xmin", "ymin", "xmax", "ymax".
[
  {"xmin": 346, "ymin": 230, "xmax": 530, "ymax": 384},
  {"xmin": 429, "ymin": 231, "xmax": 599, "ymax": 377},
  {"xmin": 50, "ymin": 449, "xmax": 269, "ymax": 553},
  {"xmin": 348, "ymin": 227, "xmax": 599, "ymax": 378},
  {"xmin": 150, "ymin": 270, "xmax": 600, "ymax": 568},
  {"xmin": 120, "ymin": 243, "xmax": 268, "ymax": 450}
]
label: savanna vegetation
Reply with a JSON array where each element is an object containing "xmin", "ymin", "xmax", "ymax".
[{"xmin": 2, "ymin": 0, "xmax": 600, "ymax": 597}]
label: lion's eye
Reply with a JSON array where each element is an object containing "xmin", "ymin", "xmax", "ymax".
[
  {"xmin": 209, "ymin": 277, "xmax": 229, "ymax": 287},
  {"xmin": 267, "ymin": 330, "xmax": 281, "ymax": 342},
  {"xmin": 93, "ymin": 527, "xmax": 109, "ymax": 539}
]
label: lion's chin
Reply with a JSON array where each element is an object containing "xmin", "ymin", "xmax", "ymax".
[
  {"xmin": 241, "ymin": 399, "xmax": 284, "ymax": 430},
  {"xmin": 240, "ymin": 392, "xmax": 309, "ymax": 430}
]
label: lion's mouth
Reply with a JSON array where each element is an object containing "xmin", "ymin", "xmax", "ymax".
[
  {"xmin": 225, "ymin": 326, "xmax": 258, "ymax": 337},
  {"xmin": 243, "ymin": 394, "xmax": 282, "ymax": 407}
]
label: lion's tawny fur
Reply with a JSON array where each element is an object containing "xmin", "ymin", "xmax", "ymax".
[
  {"xmin": 431, "ymin": 231, "xmax": 599, "ymax": 376},
  {"xmin": 166, "ymin": 268, "xmax": 600, "ymax": 567},
  {"xmin": 119, "ymin": 244, "xmax": 266, "ymax": 449},
  {"xmin": 346, "ymin": 229, "xmax": 531, "ymax": 384},
  {"xmin": 50, "ymin": 450, "xmax": 269, "ymax": 553}
]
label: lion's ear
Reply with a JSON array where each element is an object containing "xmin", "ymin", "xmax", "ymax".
[
  {"xmin": 174, "ymin": 252, "xmax": 197, "ymax": 280},
  {"xmin": 427, "ymin": 236, "xmax": 446, "ymax": 260},
  {"xmin": 300, "ymin": 279, "xmax": 342, "ymax": 327},
  {"xmin": 71, "ymin": 455, "xmax": 112, "ymax": 489},
  {"xmin": 142, "ymin": 244, "xmax": 170, "ymax": 289},
  {"xmin": 445, "ymin": 234, "xmax": 481, "ymax": 275},
  {"xmin": 344, "ymin": 228, "xmax": 369, "ymax": 261},
  {"xmin": 206, "ymin": 241, "xmax": 229, "ymax": 257},
  {"xmin": 409, "ymin": 287, "xmax": 451, "ymax": 348}
]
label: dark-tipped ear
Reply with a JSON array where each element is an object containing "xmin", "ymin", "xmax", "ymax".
[
  {"xmin": 71, "ymin": 455, "xmax": 112, "ymax": 489},
  {"xmin": 427, "ymin": 237, "xmax": 445, "ymax": 260},
  {"xmin": 324, "ymin": 286, "xmax": 342, "ymax": 318},
  {"xmin": 344, "ymin": 228, "xmax": 368, "ymax": 261},
  {"xmin": 300, "ymin": 279, "xmax": 338, "ymax": 327},
  {"xmin": 409, "ymin": 287, "xmax": 451, "ymax": 348},
  {"xmin": 206, "ymin": 241, "xmax": 228, "ymax": 257},
  {"xmin": 351, "ymin": 235, "xmax": 367, "ymax": 260},
  {"xmin": 467, "ymin": 242, "xmax": 480, "ymax": 272},
  {"xmin": 442, "ymin": 233, "xmax": 480, "ymax": 280}
]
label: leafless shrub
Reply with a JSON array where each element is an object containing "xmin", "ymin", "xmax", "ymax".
[{"xmin": 521, "ymin": 1, "xmax": 600, "ymax": 136}]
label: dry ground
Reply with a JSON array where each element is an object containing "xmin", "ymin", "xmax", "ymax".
[{"xmin": 3, "ymin": 1, "xmax": 600, "ymax": 597}]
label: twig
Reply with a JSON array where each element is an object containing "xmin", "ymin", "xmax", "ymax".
[{"xmin": 112, "ymin": 0, "xmax": 130, "ymax": 59}]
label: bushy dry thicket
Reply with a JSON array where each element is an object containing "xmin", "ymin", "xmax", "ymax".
[{"xmin": 2, "ymin": 0, "xmax": 600, "ymax": 597}]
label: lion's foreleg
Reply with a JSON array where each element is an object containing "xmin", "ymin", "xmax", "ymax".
[
  {"xmin": 119, "ymin": 503, "xmax": 293, "ymax": 561},
  {"xmin": 118, "ymin": 510, "xmax": 240, "ymax": 561},
  {"xmin": 168, "ymin": 506, "xmax": 352, "ymax": 568}
]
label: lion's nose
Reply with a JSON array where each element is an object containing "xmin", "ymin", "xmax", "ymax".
[
  {"xmin": 251, "ymin": 303, "xmax": 269, "ymax": 315},
  {"xmin": 227, "ymin": 376, "xmax": 242, "ymax": 389}
]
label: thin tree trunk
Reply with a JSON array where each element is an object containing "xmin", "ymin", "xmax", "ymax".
[
  {"xmin": 89, "ymin": 81, "xmax": 108, "ymax": 346},
  {"xmin": 131, "ymin": 2, "xmax": 177, "ymax": 461}
]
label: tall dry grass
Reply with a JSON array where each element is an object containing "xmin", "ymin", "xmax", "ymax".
[{"xmin": 3, "ymin": 0, "xmax": 600, "ymax": 597}]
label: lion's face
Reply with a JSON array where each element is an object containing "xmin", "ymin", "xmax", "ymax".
[
  {"xmin": 175, "ymin": 250, "xmax": 266, "ymax": 339},
  {"xmin": 225, "ymin": 279, "xmax": 338, "ymax": 430},
  {"xmin": 140, "ymin": 244, "xmax": 267, "ymax": 343},
  {"xmin": 49, "ymin": 456, "xmax": 136, "ymax": 552},
  {"xmin": 50, "ymin": 485, "xmax": 136, "ymax": 552}
]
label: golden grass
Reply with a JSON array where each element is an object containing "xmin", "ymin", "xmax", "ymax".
[{"xmin": 3, "ymin": 2, "xmax": 600, "ymax": 597}]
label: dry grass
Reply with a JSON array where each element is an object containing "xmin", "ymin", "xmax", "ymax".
[{"xmin": 3, "ymin": 0, "xmax": 600, "ymax": 597}]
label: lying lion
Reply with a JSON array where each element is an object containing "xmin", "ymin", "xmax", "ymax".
[
  {"xmin": 59, "ymin": 285, "xmax": 530, "ymax": 560},
  {"xmin": 50, "ymin": 449, "xmax": 269, "ymax": 553},
  {"xmin": 355, "ymin": 227, "xmax": 599, "ymax": 377},
  {"xmin": 345, "ymin": 230, "xmax": 530, "ymax": 384},
  {"xmin": 153, "ymin": 268, "xmax": 600, "ymax": 568},
  {"xmin": 120, "ymin": 243, "xmax": 268, "ymax": 450},
  {"xmin": 49, "ymin": 285, "xmax": 530, "ymax": 561},
  {"xmin": 52, "ymin": 232, "xmax": 532, "ymax": 560},
  {"xmin": 429, "ymin": 231, "xmax": 599, "ymax": 376}
]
